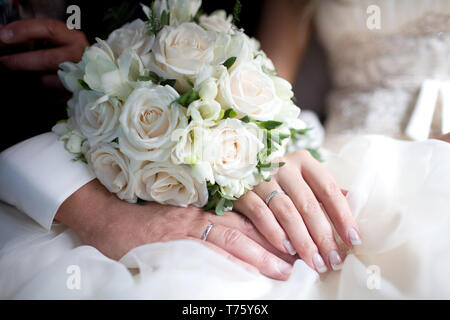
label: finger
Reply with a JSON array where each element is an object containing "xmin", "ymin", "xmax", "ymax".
[
  {"xmin": 196, "ymin": 224, "xmax": 293, "ymax": 280},
  {"xmin": 296, "ymin": 150, "xmax": 361, "ymax": 247},
  {"xmin": 278, "ymin": 167, "xmax": 342, "ymax": 271},
  {"xmin": 253, "ymin": 179, "xmax": 320, "ymax": 272},
  {"xmin": 40, "ymin": 74, "xmax": 65, "ymax": 90},
  {"xmin": 187, "ymin": 237, "xmax": 260, "ymax": 275},
  {"xmin": 210, "ymin": 209, "xmax": 297, "ymax": 264},
  {"xmin": 0, "ymin": 45, "xmax": 82, "ymax": 71},
  {"xmin": 233, "ymin": 191, "xmax": 294, "ymax": 256},
  {"xmin": 0, "ymin": 19, "xmax": 81, "ymax": 45}
]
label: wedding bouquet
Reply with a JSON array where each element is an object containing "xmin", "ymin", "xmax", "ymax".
[{"xmin": 53, "ymin": 0, "xmax": 316, "ymax": 215}]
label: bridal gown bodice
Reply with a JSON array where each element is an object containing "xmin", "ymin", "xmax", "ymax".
[{"xmin": 315, "ymin": 0, "xmax": 450, "ymax": 142}]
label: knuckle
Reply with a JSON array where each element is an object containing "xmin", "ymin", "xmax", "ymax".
[
  {"xmin": 322, "ymin": 181, "xmax": 340, "ymax": 198},
  {"xmin": 248, "ymin": 201, "xmax": 269, "ymax": 219},
  {"xmin": 299, "ymin": 197, "xmax": 320, "ymax": 215},
  {"xmin": 240, "ymin": 215, "xmax": 256, "ymax": 235},
  {"xmin": 223, "ymin": 228, "xmax": 242, "ymax": 247},
  {"xmin": 315, "ymin": 234, "xmax": 336, "ymax": 251},
  {"xmin": 294, "ymin": 149, "xmax": 311, "ymax": 159},
  {"xmin": 259, "ymin": 251, "xmax": 273, "ymax": 267},
  {"xmin": 295, "ymin": 240, "xmax": 317, "ymax": 258}
]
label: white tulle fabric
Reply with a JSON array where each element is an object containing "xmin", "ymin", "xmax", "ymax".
[
  {"xmin": 1, "ymin": 134, "xmax": 450, "ymax": 299},
  {"xmin": 315, "ymin": 0, "xmax": 450, "ymax": 140}
]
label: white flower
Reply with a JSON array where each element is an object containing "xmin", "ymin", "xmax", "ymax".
[
  {"xmin": 186, "ymin": 99, "xmax": 222, "ymax": 125},
  {"xmin": 83, "ymin": 39, "xmax": 144, "ymax": 99},
  {"xmin": 272, "ymin": 76, "xmax": 294, "ymax": 101},
  {"xmin": 199, "ymin": 10, "xmax": 234, "ymax": 34},
  {"xmin": 198, "ymin": 78, "xmax": 218, "ymax": 101},
  {"xmin": 147, "ymin": 22, "xmax": 216, "ymax": 91},
  {"xmin": 135, "ymin": 161, "xmax": 208, "ymax": 207},
  {"xmin": 217, "ymin": 60, "xmax": 283, "ymax": 121},
  {"xmin": 58, "ymin": 61, "xmax": 85, "ymax": 94},
  {"xmin": 52, "ymin": 119, "xmax": 86, "ymax": 154},
  {"xmin": 214, "ymin": 32, "xmax": 254, "ymax": 68},
  {"xmin": 74, "ymin": 90, "xmax": 121, "ymax": 146},
  {"xmin": 204, "ymin": 119, "xmax": 265, "ymax": 197},
  {"xmin": 87, "ymin": 143, "xmax": 137, "ymax": 202},
  {"xmin": 171, "ymin": 123, "xmax": 208, "ymax": 165},
  {"xmin": 106, "ymin": 19, "xmax": 154, "ymax": 65},
  {"xmin": 119, "ymin": 86, "xmax": 188, "ymax": 161},
  {"xmin": 142, "ymin": 0, "xmax": 202, "ymax": 26}
]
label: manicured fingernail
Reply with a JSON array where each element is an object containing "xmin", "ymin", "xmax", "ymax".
[
  {"xmin": 283, "ymin": 240, "xmax": 296, "ymax": 255},
  {"xmin": 277, "ymin": 260, "xmax": 292, "ymax": 276},
  {"xmin": 313, "ymin": 253, "xmax": 327, "ymax": 273},
  {"xmin": 348, "ymin": 227, "xmax": 362, "ymax": 245},
  {"xmin": 0, "ymin": 29, "xmax": 13, "ymax": 42},
  {"xmin": 329, "ymin": 250, "xmax": 343, "ymax": 271}
]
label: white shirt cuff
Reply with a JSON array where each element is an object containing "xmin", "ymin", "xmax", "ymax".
[{"xmin": 0, "ymin": 132, "xmax": 96, "ymax": 230}]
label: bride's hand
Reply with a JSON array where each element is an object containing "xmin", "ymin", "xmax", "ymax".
[
  {"xmin": 56, "ymin": 180, "xmax": 296, "ymax": 280},
  {"xmin": 234, "ymin": 150, "xmax": 361, "ymax": 273}
]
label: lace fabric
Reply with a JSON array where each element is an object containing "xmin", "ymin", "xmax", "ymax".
[{"xmin": 314, "ymin": 0, "xmax": 450, "ymax": 140}]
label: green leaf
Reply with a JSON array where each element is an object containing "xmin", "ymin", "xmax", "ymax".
[
  {"xmin": 232, "ymin": 0, "xmax": 242, "ymax": 26},
  {"xmin": 72, "ymin": 153, "xmax": 87, "ymax": 164},
  {"xmin": 160, "ymin": 78, "xmax": 176, "ymax": 87},
  {"xmin": 56, "ymin": 119, "xmax": 68, "ymax": 124},
  {"xmin": 222, "ymin": 56, "xmax": 237, "ymax": 70},
  {"xmin": 136, "ymin": 198, "xmax": 147, "ymax": 206},
  {"xmin": 215, "ymin": 198, "xmax": 226, "ymax": 216},
  {"xmin": 204, "ymin": 197, "xmax": 218, "ymax": 211},
  {"xmin": 160, "ymin": 10, "xmax": 170, "ymax": 27},
  {"xmin": 78, "ymin": 79, "xmax": 91, "ymax": 90},
  {"xmin": 184, "ymin": 76, "xmax": 195, "ymax": 88},
  {"xmin": 306, "ymin": 148, "xmax": 323, "ymax": 162},
  {"xmin": 223, "ymin": 108, "xmax": 238, "ymax": 119},
  {"xmin": 240, "ymin": 115, "xmax": 251, "ymax": 123},
  {"xmin": 176, "ymin": 89, "xmax": 200, "ymax": 107},
  {"xmin": 255, "ymin": 120, "xmax": 283, "ymax": 130}
]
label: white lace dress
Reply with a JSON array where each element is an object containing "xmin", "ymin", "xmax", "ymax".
[{"xmin": 314, "ymin": 0, "xmax": 450, "ymax": 148}]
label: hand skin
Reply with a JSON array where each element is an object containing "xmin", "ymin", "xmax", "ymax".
[
  {"xmin": 0, "ymin": 19, "xmax": 89, "ymax": 89},
  {"xmin": 437, "ymin": 133, "xmax": 450, "ymax": 143},
  {"xmin": 234, "ymin": 150, "xmax": 360, "ymax": 273},
  {"xmin": 55, "ymin": 180, "xmax": 297, "ymax": 281}
]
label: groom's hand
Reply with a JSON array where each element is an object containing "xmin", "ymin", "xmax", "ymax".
[
  {"xmin": 0, "ymin": 19, "xmax": 88, "ymax": 89},
  {"xmin": 55, "ymin": 180, "xmax": 296, "ymax": 281}
]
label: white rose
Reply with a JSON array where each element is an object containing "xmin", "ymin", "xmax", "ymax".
[
  {"xmin": 187, "ymin": 99, "xmax": 222, "ymax": 125},
  {"xmin": 119, "ymin": 85, "xmax": 187, "ymax": 161},
  {"xmin": 147, "ymin": 23, "xmax": 215, "ymax": 91},
  {"xmin": 204, "ymin": 119, "xmax": 265, "ymax": 197},
  {"xmin": 272, "ymin": 76, "xmax": 294, "ymax": 101},
  {"xmin": 87, "ymin": 143, "xmax": 137, "ymax": 202},
  {"xmin": 83, "ymin": 39, "xmax": 144, "ymax": 99},
  {"xmin": 74, "ymin": 90, "xmax": 121, "ymax": 146},
  {"xmin": 217, "ymin": 60, "xmax": 282, "ymax": 121},
  {"xmin": 58, "ymin": 61, "xmax": 85, "ymax": 94},
  {"xmin": 106, "ymin": 19, "xmax": 154, "ymax": 65},
  {"xmin": 135, "ymin": 161, "xmax": 208, "ymax": 207},
  {"xmin": 199, "ymin": 10, "xmax": 234, "ymax": 34}
]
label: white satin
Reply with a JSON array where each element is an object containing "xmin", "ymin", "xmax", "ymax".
[
  {"xmin": 1, "ymin": 135, "xmax": 450, "ymax": 299},
  {"xmin": 0, "ymin": 133, "xmax": 95, "ymax": 230}
]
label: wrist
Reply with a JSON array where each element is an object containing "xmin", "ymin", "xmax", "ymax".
[{"xmin": 55, "ymin": 179, "xmax": 118, "ymax": 240}]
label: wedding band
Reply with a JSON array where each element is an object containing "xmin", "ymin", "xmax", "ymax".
[
  {"xmin": 201, "ymin": 223, "xmax": 214, "ymax": 241},
  {"xmin": 265, "ymin": 189, "xmax": 286, "ymax": 205}
]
